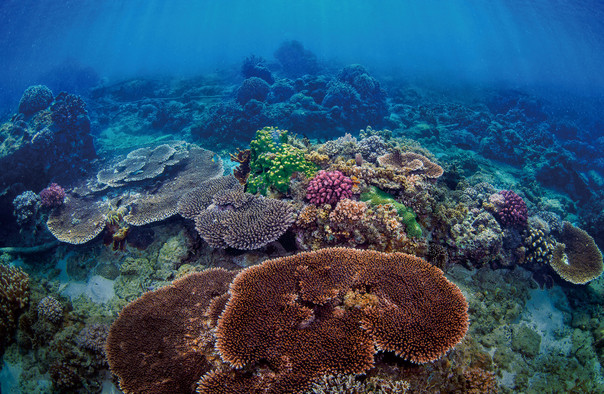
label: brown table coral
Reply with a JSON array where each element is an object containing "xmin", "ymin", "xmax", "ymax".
[
  {"xmin": 210, "ymin": 248, "xmax": 468, "ymax": 392},
  {"xmin": 105, "ymin": 268, "xmax": 237, "ymax": 394}
]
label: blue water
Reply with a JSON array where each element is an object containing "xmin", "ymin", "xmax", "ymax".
[
  {"xmin": 1, "ymin": 1, "xmax": 603, "ymax": 393},
  {"xmin": 1, "ymin": 0, "xmax": 603, "ymax": 104}
]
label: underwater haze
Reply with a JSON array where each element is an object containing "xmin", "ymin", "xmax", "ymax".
[
  {"xmin": 1, "ymin": 1, "xmax": 604, "ymax": 394},
  {"xmin": 2, "ymin": 0, "xmax": 604, "ymax": 103}
]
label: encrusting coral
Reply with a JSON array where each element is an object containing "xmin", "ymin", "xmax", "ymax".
[{"xmin": 549, "ymin": 221, "xmax": 603, "ymax": 284}]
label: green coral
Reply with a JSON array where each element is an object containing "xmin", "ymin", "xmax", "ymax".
[
  {"xmin": 360, "ymin": 186, "xmax": 422, "ymax": 237},
  {"xmin": 247, "ymin": 127, "xmax": 317, "ymax": 195}
]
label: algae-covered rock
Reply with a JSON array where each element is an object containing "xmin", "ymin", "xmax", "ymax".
[
  {"xmin": 155, "ymin": 230, "xmax": 190, "ymax": 280},
  {"xmin": 511, "ymin": 324, "xmax": 541, "ymax": 357}
]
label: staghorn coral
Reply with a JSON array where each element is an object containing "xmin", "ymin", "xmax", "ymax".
[
  {"xmin": 550, "ymin": 222, "xmax": 603, "ymax": 284},
  {"xmin": 18, "ymin": 85, "xmax": 53, "ymax": 116},
  {"xmin": 377, "ymin": 150, "xmax": 444, "ymax": 179},
  {"xmin": 193, "ymin": 190, "xmax": 295, "ymax": 250},
  {"xmin": 106, "ymin": 268, "xmax": 237, "ymax": 394},
  {"xmin": 0, "ymin": 265, "xmax": 29, "ymax": 354},
  {"xmin": 305, "ymin": 374, "xmax": 410, "ymax": 394},
  {"xmin": 306, "ymin": 170, "xmax": 354, "ymax": 206},
  {"xmin": 178, "ymin": 175, "xmax": 242, "ymax": 220},
  {"xmin": 214, "ymin": 248, "xmax": 468, "ymax": 392},
  {"xmin": 37, "ymin": 295, "xmax": 63, "ymax": 324}
]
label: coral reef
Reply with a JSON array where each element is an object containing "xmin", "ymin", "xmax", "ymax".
[
  {"xmin": 12, "ymin": 191, "xmax": 41, "ymax": 226},
  {"xmin": 247, "ymin": 127, "xmax": 317, "ymax": 195},
  {"xmin": 45, "ymin": 143, "xmax": 223, "ymax": 244},
  {"xmin": 177, "ymin": 175, "xmax": 241, "ymax": 220},
  {"xmin": 490, "ymin": 190, "xmax": 528, "ymax": 228},
  {"xmin": 377, "ymin": 150, "xmax": 444, "ymax": 179},
  {"xmin": 360, "ymin": 186, "xmax": 422, "ymax": 237},
  {"xmin": 306, "ymin": 170, "xmax": 354, "ymax": 206},
  {"xmin": 550, "ymin": 221, "xmax": 603, "ymax": 284},
  {"xmin": 37, "ymin": 296, "xmax": 63, "ymax": 324},
  {"xmin": 236, "ymin": 77, "xmax": 270, "ymax": 105}
]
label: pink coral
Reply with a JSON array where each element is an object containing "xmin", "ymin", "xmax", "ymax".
[
  {"xmin": 306, "ymin": 170, "xmax": 353, "ymax": 206},
  {"xmin": 39, "ymin": 183, "xmax": 66, "ymax": 208},
  {"xmin": 495, "ymin": 190, "xmax": 527, "ymax": 227}
]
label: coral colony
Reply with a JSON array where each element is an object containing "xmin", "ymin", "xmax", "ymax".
[{"xmin": 0, "ymin": 39, "xmax": 602, "ymax": 393}]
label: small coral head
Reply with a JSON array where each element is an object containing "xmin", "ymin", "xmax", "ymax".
[{"xmin": 39, "ymin": 183, "xmax": 66, "ymax": 208}]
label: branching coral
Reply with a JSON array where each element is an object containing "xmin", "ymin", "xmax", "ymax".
[{"xmin": 247, "ymin": 127, "xmax": 317, "ymax": 195}]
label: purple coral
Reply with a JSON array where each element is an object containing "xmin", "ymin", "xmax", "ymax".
[
  {"xmin": 306, "ymin": 170, "xmax": 354, "ymax": 206},
  {"xmin": 39, "ymin": 183, "xmax": 66, "ymax": 208},
  {"xmin": 77, "ymin": 323, "xmax": 110, "ymax": 356},
  {"xmin": 495, "ymin": 190, "xmax": 528, "ymax": 227}
]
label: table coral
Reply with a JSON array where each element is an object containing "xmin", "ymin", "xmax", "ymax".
[
  {"xmin": 212, "ymin": 248, "xmax": 468, "ymax": 392},
  {"xmin": 106, "ymin": 268, "xmax": 237, "ymax": 394},
  {"xmin": 550, "ymin": 221, "xmax": 603, "ymax": 284}
]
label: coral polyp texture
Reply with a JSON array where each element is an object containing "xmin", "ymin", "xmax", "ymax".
[
  {"xmin": 491, "ymin": 190, "xmax": 528, "ymax": 227},
  {"xmin": 106, "ymin": 268, "xmax": 237, "ymax": 394},
  {"xmin": 550, "ymin": 221, "xmax": 603, "ymax": 284},
  {"xmin": 247, "ymin": 127, "xmax": 318, "ymax": 195},
  {"xmin": 193, "ymin": 189, "xmax": 296, "ymax": 250},
  {"xmin": 39, "ymin": 182, "xmax": 66, "ymax": 208},
  {"xmin": 306, "ymin": 170, "xmax": 354, "ymax": 206},
  {"xmin": 0, "ymin": 265, "xmax": 29, "ymax": 354},
  {"xmin": 213, "ymin": 248, "xmax": 468, "ymax": 392},
  {"xmin": 37, "ymin": 295, "xmax": 63, "ymax": 323}
]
